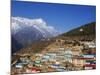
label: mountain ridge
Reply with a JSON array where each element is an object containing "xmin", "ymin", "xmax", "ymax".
[
  {"xmin": 61, "ymin": 22, "xmax": 96, "ymax": 36},
  {"xmin": 11, "ymin": 17, "xmax": 59, "ymax": 46}
]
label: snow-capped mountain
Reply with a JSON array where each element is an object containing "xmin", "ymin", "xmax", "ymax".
[{"xmin": 11, "ymin": 17, "xmax": 59, "ymax": 46}]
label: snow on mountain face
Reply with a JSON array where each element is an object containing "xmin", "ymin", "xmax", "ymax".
[
  {"xmin": 11, "ymin": 17, "xmax": 59, "ymax": 46},
  {"xmin": 11, "ymin": 17, "xmax": 59, "ymax": 37}
]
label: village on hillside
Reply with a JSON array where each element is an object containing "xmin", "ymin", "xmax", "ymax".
[{"xmin": 11, "ymin": 37, "xmax": 96, "ymax": 75}]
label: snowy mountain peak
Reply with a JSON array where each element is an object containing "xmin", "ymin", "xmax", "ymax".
[
  {"xmin": 11, "ymin": 17, "xmax": 59, "ymax": 36},
  {"xmin": 11, "ymin": 17, "xmax": 59, "ymax": 46}
]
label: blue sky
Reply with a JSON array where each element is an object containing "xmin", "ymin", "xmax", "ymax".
[{"xmin": 11, "ymin": 1, "xmax": 96, "ymax": 33}]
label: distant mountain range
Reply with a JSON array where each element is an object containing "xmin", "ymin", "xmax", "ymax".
[
  {"xmin": 11, "ymin": 17, "xmax": 59, "ymax": 46},
  {"xmin": 11, "ymin": 17, "xmax": 59, "ymax": 53},
  {"xmin": 11, "ymin": 18, "xmax": 96, "ymax": 54}
]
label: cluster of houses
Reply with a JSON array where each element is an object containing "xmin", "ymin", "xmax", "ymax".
[{"xmin": 11, "ymin": 39, "xmax": 96, "ymax": 74}]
